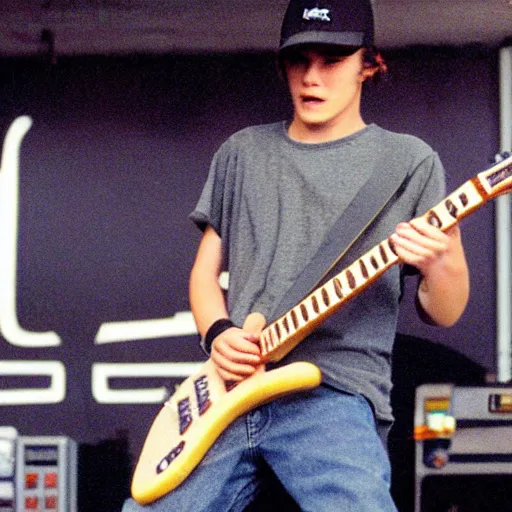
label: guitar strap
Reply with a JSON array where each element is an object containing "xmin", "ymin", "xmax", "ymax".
[{"xmin": 268, "ymin": 165, "xmax": 412, "ymax": 323}]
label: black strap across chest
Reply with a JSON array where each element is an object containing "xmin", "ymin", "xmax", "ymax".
[{"xmin": 268, "ymin": 164, "xmax": 412, "ymax": 322}]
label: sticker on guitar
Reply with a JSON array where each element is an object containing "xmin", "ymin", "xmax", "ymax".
[{"xmin": 131, "ymin": 153, "xmax": 512, "ymax": 505}]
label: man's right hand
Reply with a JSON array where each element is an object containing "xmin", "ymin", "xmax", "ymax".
[{"xmin": 210, "ymin": 327, "xmax": 262, "ymax": 382}]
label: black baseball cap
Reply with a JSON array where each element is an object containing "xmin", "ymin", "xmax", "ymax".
[{"xmin": 279, "ymin": 0, "xmax": 375, "ymax": 53}]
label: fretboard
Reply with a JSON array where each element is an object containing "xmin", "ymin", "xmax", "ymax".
[{"xmin": 259, "ymin": 155, "xmax": 512, "ymax": 362}]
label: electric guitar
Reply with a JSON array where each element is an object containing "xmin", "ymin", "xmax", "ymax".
[{"xmin": 131, "ymin": 153, "xmax": 512, "ymax": 505}]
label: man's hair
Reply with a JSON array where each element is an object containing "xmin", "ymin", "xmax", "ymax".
[
  {"xmin": 276, "ymin": 45, "xmax": 388, "ymax": 83},
  {"xmin": 362, "ymin": 47, "xmax": 388, "ymax": 83}
]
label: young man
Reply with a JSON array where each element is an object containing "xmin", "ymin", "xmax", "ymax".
[{"xmin": 123, "ymin": 0, "xmax": 469, "ymax": 510}]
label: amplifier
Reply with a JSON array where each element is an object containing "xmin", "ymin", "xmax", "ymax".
[
  {"xmin": 414, "ymin": 384, "xmax": 512, "ymax": 512},
  {"xmin": 15, "ymin": 436, "xmax": 77, "ymax": 512}
]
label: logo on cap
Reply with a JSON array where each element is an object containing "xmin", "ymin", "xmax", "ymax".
[{"xmin": 302, "ymin": 8, "xmax": 331, "ymax": 22}]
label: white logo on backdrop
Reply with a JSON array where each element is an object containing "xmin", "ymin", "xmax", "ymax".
[{"xmin": 0, "ymin": 116, "xmax": 207, "ymax": 405}]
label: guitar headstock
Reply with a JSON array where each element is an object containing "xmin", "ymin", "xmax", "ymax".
[{"xmin": 476, "ymin": 152, "xmax": 512, "ymax": 199}]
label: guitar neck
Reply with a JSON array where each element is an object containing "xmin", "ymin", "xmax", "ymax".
[{"xmin": 260, "ymin": 154, "xmax": 512, "ymax": 362}]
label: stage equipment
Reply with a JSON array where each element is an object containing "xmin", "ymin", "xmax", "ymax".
[
  {"xmin": 15, "ymin": 436, "xmax": 77, "ymax": 512},
  {"xmin": 414, "ymin": 384, "xmax": 512, "ymax": 512}
]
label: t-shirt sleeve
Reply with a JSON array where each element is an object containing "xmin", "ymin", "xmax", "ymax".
[
  {"xmin": 188, "ymin": 141, "xmax": 232, "ymax": 235},
  {"xmin": 401, "ymin": 150, "xmax": 446, "ymax": 278},
  {"xmin": 413, "ymin": 151, "xmax": 446, "ymax": 217}
]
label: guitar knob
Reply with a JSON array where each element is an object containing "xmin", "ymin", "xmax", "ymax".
[{"xmin": 423, "ymin": 438, "xmax": 451, "ymax": 469}]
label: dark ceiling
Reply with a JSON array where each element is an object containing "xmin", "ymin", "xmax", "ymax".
[{"xmin": 0, "ymin": 0, "xmax": 511, "ymax": 56}]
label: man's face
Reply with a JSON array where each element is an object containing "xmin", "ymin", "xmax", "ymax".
[{"xmin": 283, "ymin": 46, "xmax": 367, "ymax": 140}]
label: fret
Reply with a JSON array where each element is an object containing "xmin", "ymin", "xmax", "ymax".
[
  {"xmin": 282, "ymin": 316, "xmax": 290, "ymax": 334},
  {"xmin": 333, "ymin": 277, "xmax": 343, "ymax": 298},
  {"xmin": 326, "ymin": 278, "xmax": 344, "ymax": 305},
  {"xmin": 274, "ymin": 322, "xmax": 281, "ymax": 340},
  {"xmin": 360, "ymin": 259, "xmax": 369, "ymax": 279},
  {"xmin": 300, "ymin": 303, "xmax": 309, "ymax": 322},
  {"xmin": 459, "ymin": 192, "xmax": 469, "ymax": 207},
  {"xmin": 267, "ymin": 326, "xmax": 277, "ymax": 350},
  {"xmin": 261, "ymin": 331, "xmax": 272, "ymax": 352},
  {"xmin": 321, "ymin": 287, "xmax": 330, "ymax": 306},
  {"xmin": 445, "ymin": 198, "xmax": 458, "ymax": 218},
  {"xmin": 311, "ymin": 295, "xmax": 320, "ymax": 314},
  {"xmin": 346, "ymin": 269, "xmax": 357, "ymax": 289},
  {"xmin": 379, "ymin": 243, "xmax": 389, "ymax": 264},
  {"xmin": 290, "ymin": 309, "xmax": 299, "ymax": 330}
]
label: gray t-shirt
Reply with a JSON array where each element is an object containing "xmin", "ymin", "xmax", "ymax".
[{"xmin": 190, "ymin": 122, "xmax": 445, "ymax": 421}]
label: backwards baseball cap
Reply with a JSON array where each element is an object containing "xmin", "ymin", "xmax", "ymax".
[{"xmin": 279, "ymin": 0, "xmax": 375, "ymax": 53}]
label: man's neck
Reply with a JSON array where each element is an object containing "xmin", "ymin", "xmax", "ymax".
[{"xmin": 288, "ymin": 117, "xmax": 367, "ymax": 144}]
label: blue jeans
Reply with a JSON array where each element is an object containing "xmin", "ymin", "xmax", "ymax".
[{"xmin": 122, "ymin": 385, "xmax": 397, "ymax": 512}]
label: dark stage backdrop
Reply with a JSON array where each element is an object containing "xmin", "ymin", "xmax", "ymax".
[{"xmin": 0, "ymin": 47, "xmax": 500, "ymax": 508}]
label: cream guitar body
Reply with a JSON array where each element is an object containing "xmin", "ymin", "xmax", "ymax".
[
  {"xmin": 131, "ymin": 312, "xmax": 321, "ymax": 505},
  {"xmin": 132, "ymin": 153, "xmax": 512, "ymax": 505}
]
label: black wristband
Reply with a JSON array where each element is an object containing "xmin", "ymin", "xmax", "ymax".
[{"xmin": 202, "ymin": 318, "xmax": 236, "ymax": 355}]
